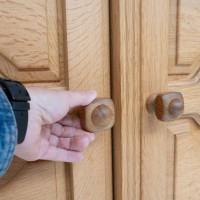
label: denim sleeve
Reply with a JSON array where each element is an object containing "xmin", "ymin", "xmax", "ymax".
[{"xmin": 0, "ymin": 89, "xmax": 17, "ymax": 177}]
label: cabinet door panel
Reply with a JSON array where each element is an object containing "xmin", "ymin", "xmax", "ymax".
[
  {"xmin": 0, "ymin": 0, "xmax": 112, "ymax": 199},
  {"xmin": 111, "ymin": 0, "xmax": 200, "ymax": 199},
  {"xmin": 168, "ymin": 1, "xmax": 200, "ymax": 199}
]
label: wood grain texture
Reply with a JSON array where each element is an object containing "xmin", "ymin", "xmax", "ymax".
[
  {"xmin": 0, "ymin": 0, "xmax": 112, "ymax": 199},
  {"xmin": 166, "ymin": 120, "xmax": 190, "ymax": 199},
  {"xmin": 111, "ymin": 0, "xmax": 200, "ymax": 199},
  {"xmin": 0, "ymin": 0, "xmax": 70, "ymax": 199},
  {"xmin": 169, "ymin": 56, "xmax": 200, "ymax": 125},
  {"xmin": 0, "ymin": 161, "xmax": 61, "ymax": 200},
  {"xmin": 0, "ymin": 0, "xmax": 66, "ymax": 86},
  {"xmin": 141, "ymin": 0, "xmax": 169, "ymax": 200},
  {"xmin": 65, "ymin": 0, "xmax": 112, "ymax": 199},
  {"xmin": 175, "ymin": 0, "xmax": 200, "ymax": 66},
  {"xmin": 0, "ymin": 157, "xmax": 26, "ymax": 189},
  {"xmin": 167, "ymin": 57, "xmax": 200, "ymax": 199},
  {"xmin": 169, "ymin": 0, "xmax": 200, "ymax": 77},
  {"xmin": 142, "ymin": 0, "xmax": 200, "ymax": 199},
  {"xmin": 110, "ymin": 0, "xmax": 141, "ymax": 199},
  {"xmin": 165, "ymin": 1, "xmax": 200, "ymax": 199},
  {"xmin": 80, "ymin": 98, "xmax": 115, "ymax": 133},
  {"xmin": 166, "ymin": 119, "xmax": 200, "ymax": 200},
  {"xmin": 172, "ymin": 121, "xmax": 200, "ymax": 200}
]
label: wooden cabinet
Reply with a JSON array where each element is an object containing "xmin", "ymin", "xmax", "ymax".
[{"xmin": 1, "ymin": 0, "xmax": 200, "ymax": 199}]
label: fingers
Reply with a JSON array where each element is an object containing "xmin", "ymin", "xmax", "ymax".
[
  {"xmin": 50, "ymin": 123, "xmax": 95, "ymax": 141},
  {"xmin": 58, "ymin": 115, "xmax": 81, "ymax": 129},
  {"xmin": 58, "ymin": 136, "xmax": 90, "ymax": 151},
  {"xmin": 41, "ymin": 146, "xmax": 84, "ymax": 162},
  {"xmin": 47, "ymin": 122, "xmax": 95, "ymax": 163},
  {"xmin": 48, "ymin": 134, "xmax": 91, "ymax": 152},
  {"xmin": 48, "ymin": 134, "xmax": 59, "ymax": 147},
  {"xmin": 66, "ymin": 90, "xmax": 97, "ymax": 109}
]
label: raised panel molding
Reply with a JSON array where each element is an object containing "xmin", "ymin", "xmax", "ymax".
[
  {"xmin": 0, "ymin": 0, "xmax": 67, "ymax": 190},
  {"xmin": 166, "ymin": 121, "xmax": 190, "ymax": 199},
  {"xmin": 168, "ymin": 54, "xmax": 200, "ymax": 198},
  {"xmin": 169, "ymin": 55, "xmax": 200, "ymax": 125},
  {"xmin": 169, "ymin": 0, "xmax": 200, "ymax": 76},
  {"xmin": 0, "ymin": 0, "xmax": 66, "ymax": 85},
  {"xmin": 167, "ymin": 120, "xmax": 200, "ymax": 199}
]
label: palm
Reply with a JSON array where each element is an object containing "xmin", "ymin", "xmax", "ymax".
[{"xmin": 14, "ymin": 88, "xmax": 96, "ymax": 162}]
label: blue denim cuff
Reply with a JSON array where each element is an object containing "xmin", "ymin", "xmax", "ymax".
[{"xmin": 0, "ymin": 89, "xmax": 17, "ymax": 177}]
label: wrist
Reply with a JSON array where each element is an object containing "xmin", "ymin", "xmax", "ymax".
[{"xmin": 0, "ymin": 78, "xmax": 31, "ymax": 144}]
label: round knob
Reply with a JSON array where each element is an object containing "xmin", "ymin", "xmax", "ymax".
[
  {"xmin": 146, "ymin": 92, "xmax": 184, "ymax": 121},
  {"xmin": 79, "ymin": 98, "xmax": 115, "ymax": 133}
]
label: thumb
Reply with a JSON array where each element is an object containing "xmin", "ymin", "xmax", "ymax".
[
  {"xmin": 27, "ymin": 88, "xmax": 97, "ymax": 124},
  {"xmin": 65, "ymin": 90, "xmax": 97, "ymax": 109}
]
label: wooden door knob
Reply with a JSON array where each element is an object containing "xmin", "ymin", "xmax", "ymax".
[
  {"xmin": 146, "ymin": 92, "xmax": 184, "ymax": 122},
  {"xmin": 79, "ymin": 98, "xmax": 115, "ymax": 133}
]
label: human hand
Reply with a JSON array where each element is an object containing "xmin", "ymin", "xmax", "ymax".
[{"xmin": 14, "ymin": 88, "xmax": 97, "ymax": 162}]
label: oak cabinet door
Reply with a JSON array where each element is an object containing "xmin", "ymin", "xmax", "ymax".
[
  {"xmin": 0, "ymin": 0, "xmax": 112, "ymax": 199},
  {"xmin": 111, "ymin": 0, "xmax": 200, "ymax": 200}
]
